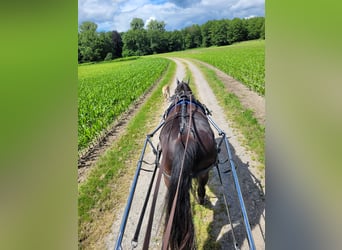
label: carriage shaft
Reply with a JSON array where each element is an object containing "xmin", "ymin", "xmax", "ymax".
[
  {"xmin": 114, "ymin": 121, "xmax": 164, "ymax": 250},
  {"xmin": 207, "ymin": 115, "xmax": 256, "ymax": 250}
]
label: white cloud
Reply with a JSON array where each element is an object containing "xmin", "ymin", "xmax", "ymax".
[
  {"xmin": 231, "ymin": 0, "xmax": 264, "ymax": 11},
  {"xmin": 78, "ymin": 0, "xmax": 120, "ymax": 24},
  {"xmin": 78, "ymin": 0, "xmax": 264, "ymax": 32},
  {"xmin": 119, "ymin": 0, "xmax": 151, "ymax": 12}
]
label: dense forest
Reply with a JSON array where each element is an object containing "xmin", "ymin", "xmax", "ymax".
[{"xmin": 78, "ymin": 16, "xmax": 265, "ymax": 63}]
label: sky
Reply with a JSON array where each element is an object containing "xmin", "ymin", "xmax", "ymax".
[{"xmin": 78, "ymin": 0, "xmax": 265, "ymax": 32}]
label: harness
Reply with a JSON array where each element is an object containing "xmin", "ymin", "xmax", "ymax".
[
  {"xmin": 161, "ymin": 94, "xmax": 217, "ymax": 180},
  {"xmin": 164, "ymin": 98, "xmax": 207, "ymax": 118},
  {"xmin": 163, "ymin": 95, "xmax": 210, "ymax": 138},
  {"xmin": 115, "ymin": 91, "xmax": 256, "ymax": 250}
]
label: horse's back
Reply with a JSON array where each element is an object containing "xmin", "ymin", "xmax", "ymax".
[{"xmin": 160, "ymin": 112, "xmax": 217, "ymax": 173}]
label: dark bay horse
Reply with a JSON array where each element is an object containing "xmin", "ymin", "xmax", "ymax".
[{"xmin": 159, "ymin": 79, "xmax": 218, "ymax": 249}]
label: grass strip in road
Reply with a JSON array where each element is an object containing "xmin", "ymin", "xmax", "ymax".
[
  {"xmin": 196, "ymin": 62, "xmax": 265, "ymax": 167},
  {"xmin": 78, "ymin": 60, "xmax": 176, "ymax": 248},
  {"xmin": 191, "ymin": 179, "xmax": 221, "ymax": 250}
]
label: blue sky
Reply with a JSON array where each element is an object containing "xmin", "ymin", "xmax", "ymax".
[{"xmin": 78, "ymin": 0, "xmax": 265, "ymax": 32}]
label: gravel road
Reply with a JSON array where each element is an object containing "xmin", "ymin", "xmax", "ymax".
[{"xmin": 105, "ymin": 57, "xmax": 265, "ymax": 249}]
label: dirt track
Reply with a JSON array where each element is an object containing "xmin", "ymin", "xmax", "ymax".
[
  {"xmin": 102, "ymin": 58, "xmax": 265, "ymax": 250},
  {"xmin": 78, "ymin": 57, "xmax": 265, "ymax": 249}
]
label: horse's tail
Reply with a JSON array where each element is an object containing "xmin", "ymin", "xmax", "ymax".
[{"xmin": 165, "ymin": 139, "xmax": 197, "ymax": 250}]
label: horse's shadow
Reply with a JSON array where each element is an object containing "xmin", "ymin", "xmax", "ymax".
[{"xmin": 201, "ymin": 138, "xmax": 265, "ymax": 249}]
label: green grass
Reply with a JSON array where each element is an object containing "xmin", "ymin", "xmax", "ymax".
[
  {"xmin": 78, "ymin": 60, "xmax": 176, "ymax": 248},
  {"xmin": 165, "ymin": 40, "xmax": 265, "ymax": 96},
  {"xmin": 196, "ymin": 61, "xmax": 265, "ymax": 165},
  {"xmin": 191, "ymin": 181, "xmax": 221, "ymax": 249},
  {"xmin": 78, "ymin": 57, "xmax": 169, "ymax": 151}
]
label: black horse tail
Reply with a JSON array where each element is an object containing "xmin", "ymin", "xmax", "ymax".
[{"xmin": 165, "ymin": 139, "xmax": 197, "ymax": 250}]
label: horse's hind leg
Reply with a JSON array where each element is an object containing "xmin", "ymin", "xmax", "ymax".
[{"xmin": 197, "ymin": 172, "xmax": 209, "ymax": 204}]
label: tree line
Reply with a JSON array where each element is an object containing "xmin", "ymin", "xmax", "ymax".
[{"xmin": 78, "ymin": 16, "xmax": 264, "ymax": 63}]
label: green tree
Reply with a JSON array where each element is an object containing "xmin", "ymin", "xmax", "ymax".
[
  {"xmin": 122, "ymin": 18, "xmax": 150, "ymax": 56},
  {"xmin": 97, "ymin": 32, "xmax": 110, "ymax": 60},
  {"xmin": 166, "ymin": 30, "xmax": 184, "ymax": 51},
  {"xmin": 122, "ymin": 29, "xmax": 149, "ymax": 56},
  {"xmin": 183, "ymin": 24, "xmax": 202, "ymax": 49},
  {"xmin": 130, "ymin": 18, "xmax": 144, "ymax": 30},
  {"xmin": 100, "ymin": 31, "xmax": 123, "ymax": 59},
  {"xmin": 210, "ymin": 20, "xmax": 229, "ymax": 46},
  {"xmin": 104, "ymin": 52, "xmax": 112, "ymax": 61},
  {"xmin": 146, "ymin": 19, "xmax": 166, "ymax": 31},
  {"xmin": 78, "ymin": 21, "xmax": 101, "ymax": 62},
  {"xmin": 260, "ymin": 20, "xmax": 265, "ymax": 39},
  {"xmin": 244, "ymin": 17, "xmax": 265, "ymax": 40},
  {"xmin": 78, "ymin": 21, "xmax": 123, "ymax": 62},
  {"xmin": 227, "ymin": 18, "xmax": 247, "ymax": 44},
  {"xmin": 201, "ymin": 21, "xmax": 212, "ymax": 47},
  {"xmin": 111, "ymin": 31, "xmax": 123, "ymax": 58},
  {"xmin": 146, "ymin": 19, "xmax": 167, "ymax": 53}
]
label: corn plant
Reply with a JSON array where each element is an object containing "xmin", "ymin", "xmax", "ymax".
[{"xmin": 78, "ymin": 57, "xmax": 169, "ymax": 150}]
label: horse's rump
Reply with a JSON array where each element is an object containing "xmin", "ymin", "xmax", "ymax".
[{"xmin": 160, "ymin": 110, "xmax": 216, "ymax": 175}]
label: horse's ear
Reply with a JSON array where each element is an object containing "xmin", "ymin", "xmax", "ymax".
[{"xmin": 177, "ymin": 78, "xmax": 180, "ymax": 85}]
